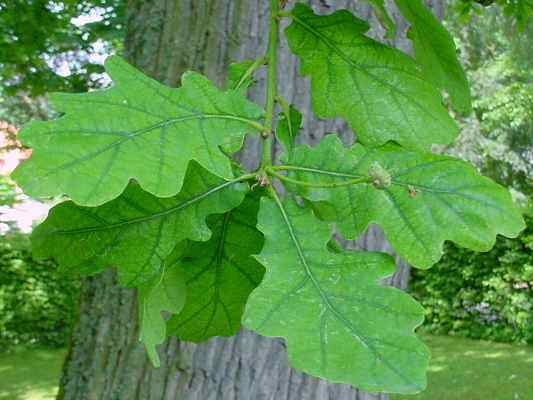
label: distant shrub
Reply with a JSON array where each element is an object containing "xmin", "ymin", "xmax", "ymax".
[
  {"xmin": 411, "ymin": 214, "xmax": 533, "ymax": 343},
  {"xmin": 0, "ymin": 233, "xmax": 79, "ymax": 349}
]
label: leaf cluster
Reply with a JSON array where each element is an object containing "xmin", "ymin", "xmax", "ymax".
[{"xmin": 12, "ymin": 1, "xmax": 525, "ymax": 394}]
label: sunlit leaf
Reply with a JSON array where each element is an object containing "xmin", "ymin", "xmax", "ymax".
[
  {"xmin": 285, "ymin": 4, "xmax": 458, "ymax": 150},
  {"xmin": 243, "ymin": 195, "xmax": 428, "ymax": 393},
  {"xmin": 395, "ymin": 0, "xmax": 472, "ymax": 114},
  {"xmin": 284, "ymin": 134, "xmax": 525, "ymax": 268},
  {"xmin": 13, "ymin": 56, "xmax": 263, "ymax": 206}
]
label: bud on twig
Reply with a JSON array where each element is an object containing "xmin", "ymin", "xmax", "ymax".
[{"xmin": 368, "ymin": 161, "xmax": 391, "ymax": 189}]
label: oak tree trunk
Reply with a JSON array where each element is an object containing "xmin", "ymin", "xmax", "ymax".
[{"xmin": 57, "ymin": 1, "xmax": 445, "ymax": 399}]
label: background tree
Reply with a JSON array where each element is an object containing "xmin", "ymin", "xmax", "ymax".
[{"xmin": 443, "ymin": 3, "xmax": 532, "ymax": 200}]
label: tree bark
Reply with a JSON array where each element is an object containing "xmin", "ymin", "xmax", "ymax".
[{"xmin": 57, "ymin": 1, "xmax": 445, "ymax": 399}]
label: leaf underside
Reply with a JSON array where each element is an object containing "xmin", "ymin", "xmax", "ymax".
[
  {"xmin": 13, "ymin": 56, "xmax": 263, "ymax": 206},
  {"xmin": 243, "ymin": 196, "xmax": 428, "ymax": 394},
  {"xmin": 285, "ymin": 3, "xmax": 458, "ymax": 150},
  {"xmin": 394, "ymin": 0, "xmax": 472, "ymax": 114},
  {"xmin": 138, "ymin": 246, "xmax": 187, "ymax": 367},
  {"xmin": 31, "ymin": 162, "xmax": 248, "ymax": 287},
  {"xmin": 167, "ymin": 191, "xmax": 264, "ymax": 342},
  {"xmin": 284, "ymin": 134, "xmax": 525, "ymax": 268}
]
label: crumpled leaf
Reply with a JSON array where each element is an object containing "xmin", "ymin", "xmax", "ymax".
[
  {"xmin": 226, "ymin": 60, "xmax": 256, "ymax": 94},
  {"xmin": 285, "ymin": 3, "xmax": 458, "ymax": 150},
  {"xmin": 284, "ymin": 134, "xmax": 525, "ymax": 268},
  {"xmin": 394, "ymin": 0, "xmax": 472, "ymax": 114},
  {"xmin": 138, "ymin": 245, "xmax": 186, "ymax": 367},
  {"xmin": 243, "ymin": 195, "xmax": 428, "ymax": 394},
  {"xmin": 276, "ymin": 101, "xmax": 302, "ymax": 157},
  {"xmin": 167, "ymin": 191, "xmax": 264, "ymax": 342},
  {"xmin": 364, "ymin": 0, "xmax": 396, "ymax": 38},
  {"xmin": 31, "ymin": 162, "xmax": 248, "ymax": 286},
  {"xmin": 13, "ymin": 55, "xmax": 263, "ymax": 206}
]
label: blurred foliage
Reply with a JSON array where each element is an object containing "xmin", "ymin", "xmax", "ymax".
[
  {"xmin": 0, "ymin": 233, "xmax": 80, "ymax": 349},
  {"xmin": 0, "ymin": 175, "xmax": 19, "ymax": 208},
  {"xmin": 0, "ymin": 0, "xmax": 124, "ymax": 97},
  {"xmin": 444, "ymin": 3, "xmax": 532, "ymax": 199},
  {"xmin": 0, "ymin": 89, "xmax": 50, "ymax": 126},
  {"xmin": 454, "ymin": 0, "xmax": 533, "ymax": 30},
  {"xmin": 411, "ymin": 214, "xmax": 533, "ymax": 344}
]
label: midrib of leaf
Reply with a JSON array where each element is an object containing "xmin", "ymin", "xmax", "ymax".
[
  {"xmin": 289, "ymin": 14, "xmax": 440, "ymax": 123},
  {"xmin": 203, "ymin": 212, "xmax": 232, "ymax": 336},
  {"xmin": 276, "ymin": 164, "xmax": 509, "ymax": 207},
  {"xmin": 269, "ymin": 190, "xmax": 414, "ymax": 386},
  {"xmin": 274, "ymin": 165, "xmax": 363, "ymax": 179},
  {"xmin": 171, "ymin": 208, "xmax": 258, "ymax": 337},
  {"xmin": 382, "ymin": 188, "xmax": 431, "ymax": 254},
  {"xmin": 34, "ymin": 114, "xmax": 264, "ymax": 182},
  {"xmin": 50, "ymin": 175, "xmax": 252, "ymax": 236}
]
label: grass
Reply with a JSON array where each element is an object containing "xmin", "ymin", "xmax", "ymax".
[
  {"xmin": 0, "ymin": 347, "xmax": 66, "ymax": 400},
  {"xmin": 392, "ymin": 335, "xmax": 533, "ymax": 400},
  {"xmin": 0, "ymin": 336, "xmax": 531, "ymax": 399}
]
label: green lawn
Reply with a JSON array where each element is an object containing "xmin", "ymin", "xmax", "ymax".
[
  {"xmin": 392, "ymin": 335, "xmax": 533, "ymax": 400},
  {"xmin": 0, "ymin": 347, "xmax": 66, "ymax": 400},
  {"xmin": 0, "ymin": 336, "xmax": 532, "ymax": 399}
]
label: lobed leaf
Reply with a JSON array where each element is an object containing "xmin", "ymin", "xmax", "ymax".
[
  {"xmin": 31, "ymin": 162, "xmax": 248, "ymax": 287},
  {"xmin": 243, "ymin": 195, "xmax": 428, "ymax": 394},
  {"xmin": 284, "ymin": 134, "xmax": 525, "ymax": 268},
  {"xmin": 285, "ymin": 3, "xmax": 458, "ymax": 150},
  {"xmin": 13, "ymin": 55, "xmax": 264, "ymax": 206},
  {"xmin": 138, "ymin": 245, "xmax": 187, "ymax": 367},
  {"xmin": 394, "ymin": 0, "xmax": 472, "ymax": 114},
  {"xmin": 167, "ymin": 191, "xmax": 264, "ymax": 342}
]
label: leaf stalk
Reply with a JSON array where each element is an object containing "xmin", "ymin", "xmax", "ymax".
[
  {"xmin": 260, "ymin": 0, "xmax": 280, "ymax": 171},
  {"xmin": 266, "ymin": 168, "xmax": 372, "ymax": 189}
]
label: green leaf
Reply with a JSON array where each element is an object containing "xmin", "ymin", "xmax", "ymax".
[
  {"xmin": 394, "ymin": 0, "xmax": 472, "ymax": 114},
  {"xmin": 285, "ymin": 3, "xmax": 458, "ymax": 150},
  {"xmin": 138, "ymin": 245, "xmax": 187, "ymax": 367},
  {"xmin": 364, "ymin": 0, "xmax": 396, "ymax": 38},
  {"xmin": 284, "ymin": 134, "xmax": 525, "ymax": 268},
  {"xmin": 167, "ymin": 191, "xmax": 264, "ymax": 342},
  {"xmin": 243, "ymin": 195, "xmax": 428, "ymax": 394},
  {"xmin": 227, "ymin": 60, "xmax": 255, "ymax": 94},
  {"xmin": 13, "ymin": 55, "xmax": 264, "ymax": 206},
  {"xmin": 31, "ymin": 162, "xmax": 248, "ymax": 286},
  {"xmin": 276, "ymin": 100, "xmax": 302, "ymax": 157}
]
